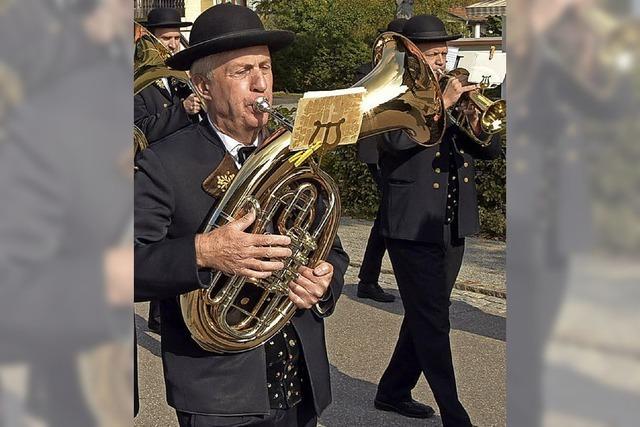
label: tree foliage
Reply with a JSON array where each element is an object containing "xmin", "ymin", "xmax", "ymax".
[
  {"xmin": 256, "ymin": 0, "xmax": 466, "ymax": 92},
  {"xmin": 484, "ymin": 15, "xmax": 503, "ymax": 37}
]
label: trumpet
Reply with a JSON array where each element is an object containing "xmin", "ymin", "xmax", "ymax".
[{"xmin": 439, "ymin": 68, "xmax": 506, "ymax": 146}]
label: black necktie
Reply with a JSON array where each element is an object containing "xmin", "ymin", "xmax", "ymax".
[{"xmin": 238, "ymin": 146, "xmax": 256, "ymax": 166}]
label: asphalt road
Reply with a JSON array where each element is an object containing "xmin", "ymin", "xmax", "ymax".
[{"xmin": 134, "ymin": 268, "xmax": 506, "ymax": 427}]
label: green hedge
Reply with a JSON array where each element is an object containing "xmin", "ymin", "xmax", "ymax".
[
  {"xmin": 257, "ymin": 0, "xmax": 468, "ymax": 92},
  {"xmin": 475, "ymin": 136, "xmax": 506, "ymax": 239}
]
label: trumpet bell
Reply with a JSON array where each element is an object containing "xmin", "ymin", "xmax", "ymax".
[{"xmin": 480, "ymin": 98, "xmax": 506, "ymax": 134}]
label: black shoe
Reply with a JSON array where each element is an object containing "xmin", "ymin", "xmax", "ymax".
[
  {"xmin": 147, "ymin": 318, "xmax": 161, "ymax": 334},
  {"xmin": 374, "ymin": 397, "xmax": 435, "ymax": 419},
  {"xmin": 357, "ymin": 282, "xmax": 395, "ymax": 302}
]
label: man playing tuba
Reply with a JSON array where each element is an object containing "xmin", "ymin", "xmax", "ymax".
[{"xmin": 134, "ymin": 4, "xmax": 348, "ymax": 426}]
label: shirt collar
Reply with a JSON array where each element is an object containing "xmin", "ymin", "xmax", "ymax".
[{"xmin": 207, "ymin": 114, "xmax": 259, "ymax": 167}]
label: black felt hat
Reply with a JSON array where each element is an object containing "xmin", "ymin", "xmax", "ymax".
[
  {"xmin": 142, "ymin": 8, "xmax": 192, "ymax": 29},
  {"xmin": 378, "ymin": 18, "xmax": 408, "ymax": 34},
  {"xmin": 166, "ymin": 4, "xmax": 294, "ymax": 71},
  {"xmin": 402, "ymin": 15, "xmax": 461, "ymax": 43}
]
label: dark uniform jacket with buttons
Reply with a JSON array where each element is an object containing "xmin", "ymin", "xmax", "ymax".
[
  {"xmin": 378, "ymin": 126, "xmax": 501, "ymax": 243},
  {"xmin": 134, "ymin": 79, "xmax": 197, "ymax": 144},
  {"xmin": 134, "ymin": 120, "xmax": 349, "ymax": 416}
]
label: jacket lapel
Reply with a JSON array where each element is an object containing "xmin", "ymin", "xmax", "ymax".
[
  {"xmin": 199, "ymin": 121, "xmax": 275, "ymax": 197},
  {"xmin": 201, "ymin": 154, "xmax": 239, "ymax": 198}
]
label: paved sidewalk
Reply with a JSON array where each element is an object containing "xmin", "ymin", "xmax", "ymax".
[{"xmin": 339, "ymin": 217, "xmax": 506, "ymax": 298}]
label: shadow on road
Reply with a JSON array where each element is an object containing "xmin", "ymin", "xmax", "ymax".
[
  {"xmin": 341, "ymin": 284, "xmax": 505, "ymax": 341},
  {"xmin": 319, "ymin": 365, "xmax": 442, "ymax": 427},
  {"xmin": 135, "ymin": 313, "xmax": 161, "ymax": 357}
]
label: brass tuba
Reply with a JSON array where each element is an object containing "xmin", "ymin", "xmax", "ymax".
[
  {"xmin": 180, "ymin": 32, "xmax": 445, "ymax": 353},
  {"xmin": 133, "ymin": 22, "xmax": 201, "ymax": 152},
  {"xmin": 440, "ymin": 68, "xmax": 506, "ymax": 146}
]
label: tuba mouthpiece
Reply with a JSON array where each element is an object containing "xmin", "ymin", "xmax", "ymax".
[
  {"xmin": 253, "ymin": 96, "xmax": 294, "ymax": 131},
  {"xmin": 253, "ymin": 96, "xmax": 271, "ymax": 113}
]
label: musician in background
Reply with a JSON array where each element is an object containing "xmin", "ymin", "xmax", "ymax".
[
  {"xmin": 136, "ymin": 7, "xmax": 198, "ymax": 333},
  {"xmin": 134, "ymin": 5, "xmax": 348, "ymax": 426},
  {"xmin": 135, "ymin": 7, "xmax": 201, "ymax": 149},
  {"xmin": 372, "ymin": 15, "xmax": 502, "ymax": 426},
  {"xmin": 352, "ymin": 18, "xmax": 407, "ymax": 304}
]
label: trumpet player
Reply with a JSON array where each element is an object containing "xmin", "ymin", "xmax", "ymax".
[
  {"xmin": 134, "ymin": 5, "xmax": 348, "ymax": 426},
  {"xmin": 372, "ymin": 15, "xmax": 502, "ymax": 426}
]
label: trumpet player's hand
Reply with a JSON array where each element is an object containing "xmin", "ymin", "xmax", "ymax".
[
  {"xmin": 461, "ymin": 100, "xmax": 482, "ymax": 136},
  {"xmin": 288, "ymin": 262, "xmax": 333, "ymax": 309},
  {"xmin": 183, "ymin": 94, "xmax": 202, "ymax": 115},
  {"xmin": 195, "ymin": 209, "xmax": 292, "ymax": 279},
  {"xmin": 442, "ymin": 78, "xmax": 478, "ymax": 110}
]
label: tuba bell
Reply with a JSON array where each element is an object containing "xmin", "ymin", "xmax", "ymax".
[{"xmin": 179, "ymin": 32, "xmax": 445, "ymax": 353}]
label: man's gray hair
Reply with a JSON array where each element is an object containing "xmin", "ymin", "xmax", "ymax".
[{"xmin": 190, "ymin": 54, "xmax": 220, "ymax": 80}]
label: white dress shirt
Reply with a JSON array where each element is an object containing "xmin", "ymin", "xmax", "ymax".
[
  {"xmin": 207, "ymin": 115, "xmax": 259, "ymax": 168},
  {"xmin": 162, "ymin": 77, "xmax": 172, "ymax": 95}
]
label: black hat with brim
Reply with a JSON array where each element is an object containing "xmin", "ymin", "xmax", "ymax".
[
  {"xmin": 166, "ymin": 4, "xmax": 294, "ymax": 71},
  {"xmin": 378, "ymin": 18, "xmax": 408, "ymax": 34},
  {"xmin": 402, "ymin": 15, "xmax": 461, "ymax": 43},
  {"xmin": 142, "ymin": 7, "xmax": 192, "ymax": 29}
]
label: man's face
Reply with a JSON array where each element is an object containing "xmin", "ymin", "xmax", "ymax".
[
  {"xmin": 416, "ymin": 41, "xmax": 449, "ymax": 78},
  {"xmin": 207, "ymin": 45, "xmax": 273, "ymax": 137},
  {"xmin": 153, "ymin": 27, "xmax": 182, "ymax": 54}
]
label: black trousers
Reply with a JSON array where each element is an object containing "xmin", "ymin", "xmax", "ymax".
[
  {"xmin": 358, "ymin": 163, "xmax": 386, "ymax": 285},
  {"xmin": 378, "ymin": 226, "xmax": 471, "ymax": 427},
  {"xmin": 176, "ymin": 398, "xmax": 316, "ymax": 427},
  {"xmin": 358, "ymin": 210, "xmax": 386, "ymax": 285},
  {"xmin": 148, "ymin": 300, "xmax": 161, "ymax": 325}
]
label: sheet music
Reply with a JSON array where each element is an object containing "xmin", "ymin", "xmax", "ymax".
[
  {"xmin": 457, "ymin": 51, "xmax": 506, "ymax": 87},
  {"xmin": 446, "ymin": 47, "xmax": 460, "ymax": 71}
]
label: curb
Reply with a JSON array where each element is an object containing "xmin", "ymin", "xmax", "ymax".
[{"xmin": 348, "ymin": 261, "xmax": 507, "ymax": 300}]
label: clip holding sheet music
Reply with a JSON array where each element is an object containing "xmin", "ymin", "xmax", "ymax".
[{"xmin": 289, "ymin": 87, "xmax": 366, "ymax": 166}]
